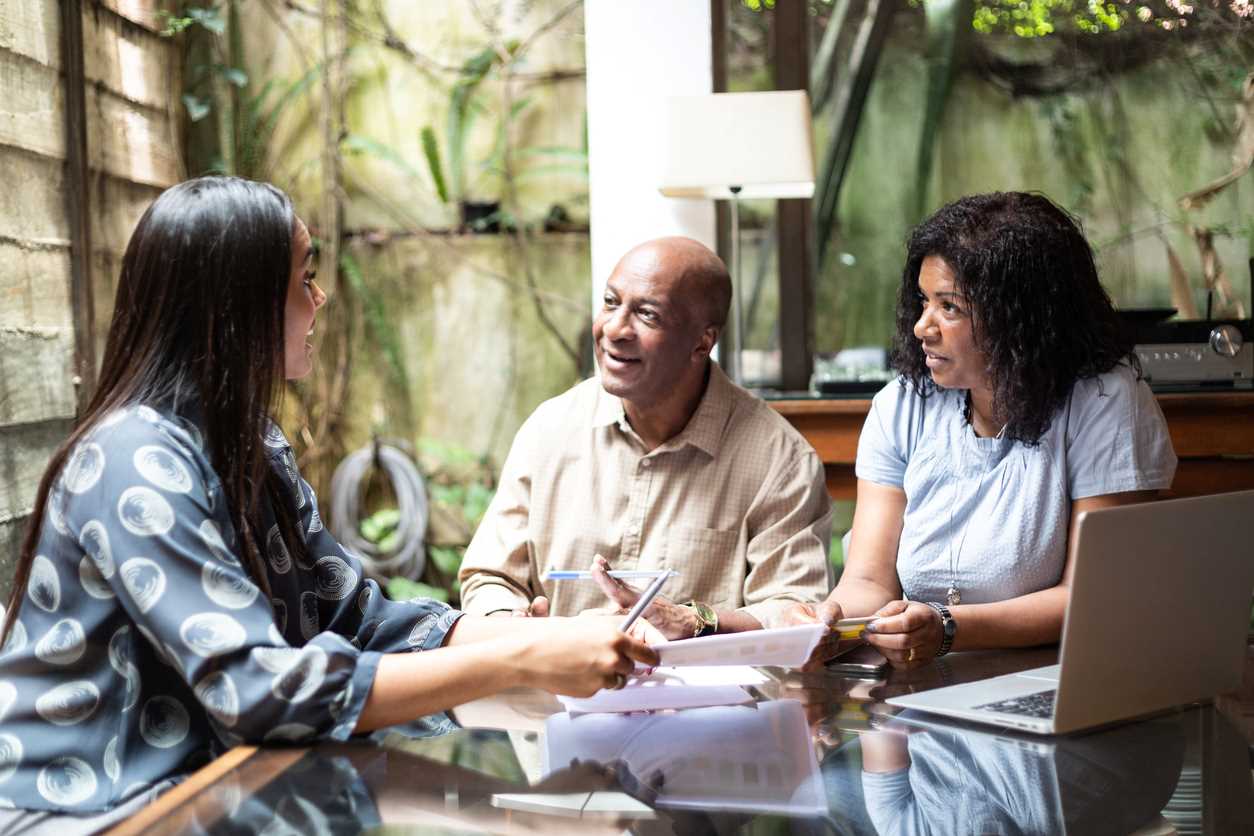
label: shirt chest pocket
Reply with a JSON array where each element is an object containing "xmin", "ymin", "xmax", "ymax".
[{"xmin": 662, "ymin": 526, "xmax": 741, "ymax": 608}]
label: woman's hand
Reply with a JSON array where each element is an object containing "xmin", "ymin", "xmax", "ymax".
[
  {"xmin": 863, "ymin": 600, "xmax": 942, "ymax": 670},
  {"xmin": 512, "ymin": 617, "xmax": 660, "ymax": 698}
]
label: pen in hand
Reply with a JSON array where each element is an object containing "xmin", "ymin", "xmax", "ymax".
[{"xmin": 618, "ymin": 569, "xmax": 676, "ymax": 633}]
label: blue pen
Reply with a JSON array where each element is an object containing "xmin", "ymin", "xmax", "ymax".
[{"xmin": 546, "ymin": 569, "xmax": 674, "ymax": 581}]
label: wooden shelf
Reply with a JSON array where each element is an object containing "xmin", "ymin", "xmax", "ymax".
[{"xmin": 771, "ymin": 391, "xmax": 1254, "ymax": 501}]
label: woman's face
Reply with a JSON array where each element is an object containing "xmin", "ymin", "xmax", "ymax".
[
  {"xmin": 912, "ymin": 255, "xmax": 988, "ymax": 393},
  {"xmin": 284, "ymin": 219, "xmax": 326, "ymax": 380}
]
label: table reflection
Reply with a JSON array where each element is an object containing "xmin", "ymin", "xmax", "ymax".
[
  {"xmin": 853, "ymin": 712, "xmax": 1185, "ymax": 836},
  {"xmin": 542, "ymin": 700, "xmax": 826, "ymax": 817}
]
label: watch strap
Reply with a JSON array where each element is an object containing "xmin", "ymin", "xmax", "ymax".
[{"xmin": 924, "ymin": 601, "xmax": 956, "ymax": 657}]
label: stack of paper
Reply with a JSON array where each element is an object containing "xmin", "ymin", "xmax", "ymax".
[{"xmin": 557, "ymin": 625, "xmax": 825, "ymax": 714}]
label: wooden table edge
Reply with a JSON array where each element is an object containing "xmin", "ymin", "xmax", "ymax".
[{"xmin": 106, "ymin": 745, "xmax": 259, "ymax": 836}]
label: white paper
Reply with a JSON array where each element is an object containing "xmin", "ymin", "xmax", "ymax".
[
  {"xmin": 543, "ymin": 700, "xmax": 827, "ymax": 816},
  {"xmin": 556, "ymin": 665, "xmax": 768, "ymax": 714},
  {"xmin": 558, "ymin": 683, "xmax": 751, "ymax": 714},
  {"xmin": 645, "ymin": 665, "xmax": 769, "ymax": 686},
  {"xmin": 652, "ymin": 624, "xmax": 825, "ymax": 668}
]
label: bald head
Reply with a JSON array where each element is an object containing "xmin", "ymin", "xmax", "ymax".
[{"xmin": 614, "ymin": 237, "xmax": 731, "ymax": 331}]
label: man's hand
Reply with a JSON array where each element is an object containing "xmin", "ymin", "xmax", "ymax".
[
  {"xmin": 783, "ymin": 596, "xmax": 862, "ymax": 671},
  {"xmin": 587, "ymin": 555, "xmax": 698, "ymax": 640},
  {"xmin": 510, "ymin": 596, "xmax": 550, "ymax": 617}
]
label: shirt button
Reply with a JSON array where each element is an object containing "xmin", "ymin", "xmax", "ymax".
[{"xmin": 640, "ymin": 458, "xmax": 651, "ymax": 468}]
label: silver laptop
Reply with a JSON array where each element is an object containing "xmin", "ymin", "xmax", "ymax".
[{"xmin": 887, "ymin": 490, "xmax": 1254, "ymax": 734}]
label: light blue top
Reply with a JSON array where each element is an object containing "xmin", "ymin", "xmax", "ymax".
[
  {"xmin": 0, "ymin": 405, "xmax": 461, "ymax": 813},
  {"xmin": 855, "ymin": 364, "xmax": 1177, "ymax": 604}
]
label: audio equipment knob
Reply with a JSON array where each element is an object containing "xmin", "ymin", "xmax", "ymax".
[{"xmin": 1209, "ymin": 324, "xmax": 1243, "ymax": 358}]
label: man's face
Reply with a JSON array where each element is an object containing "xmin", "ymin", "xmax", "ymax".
[{"xmin": 592, "ymin": 248, "xmax": 710, "ymax": 409}]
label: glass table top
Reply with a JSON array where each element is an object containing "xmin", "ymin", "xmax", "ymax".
[{"xmin": 131, "ymin": 645, "xmax": 1254, "ymax": 835}]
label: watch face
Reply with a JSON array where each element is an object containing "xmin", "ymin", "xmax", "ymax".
[{"xmin": 688, "ymin": 602, "xmax": 716, "ymax": 635}]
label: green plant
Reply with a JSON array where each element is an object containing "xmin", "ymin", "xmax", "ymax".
[
  {"xmin": 359, "ymin": 507, "xmax": 402, "ymax": 552},
  {"xmin": 381, "ymin": 439, "xmax": 499, "ymax": 605},
  {"xmin": 420, "ymin": 44, "xmax": 519, "ymax": 212},
  {"xmin": 417, "ymin": 42, "xmax": 588, "ymax": 230}
]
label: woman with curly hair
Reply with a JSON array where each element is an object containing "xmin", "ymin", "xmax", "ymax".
[{"xmin": 791, "ymin": 192, "xmax": 1176, "ymax": 669}]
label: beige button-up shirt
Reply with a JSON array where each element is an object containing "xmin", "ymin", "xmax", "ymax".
[{"xmin": 458, "ymin": 363, "xmax": 832, "ymax": 628}]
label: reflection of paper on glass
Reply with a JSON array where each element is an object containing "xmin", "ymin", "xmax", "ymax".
[
  {"xmin": 490, "ymin": 791, "xmax": 655, "ymax": 819},
  {"xmin": 558, "ymin": 666, "xmax": 767, "ymax": 714},
  {"xmin": 543, "ymin": 700, "xmax": 826, "ymax": 817},
  {"xmin": 653, "ymin": 624, "xmax": 824, "ymax": 668}
]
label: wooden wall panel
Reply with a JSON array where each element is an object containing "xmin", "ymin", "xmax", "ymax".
[
  {"xmin": 87, "ymin": 89, "xmax": 180, "ymax": 188},
  {"xmin": 0, "ymin": 420, "xmax": 73, "ymax": 525},
  {"xmin": 89, "ymin": 175, "xmax": 162, "ymax": 257},
  {"xmin": 0, "ymin": 0, "xmax": 60, "ymax": 66},
  {"xmin": 0, "ymin": 150, "xmax": 69, "ymax": 242},
  {"xmin": 83, "ymin": 4, "xmax": 177, "ymax": 112},
  {"xmin": 0, "ymin": 0, "xmax": 179, "ymax": 597},
  {"xmin": 97, "ymin": 0, "xmax": 166, "ymax": 33},
  {"xmin": 0, "ymin": 50, "xmax": 65, "ymax": 159},
  {"xmin": 0, "ymin": 242, "xmax": 72, "ymax": 329},
  {"xmin": 0, "ymin": 329, "xmax": 77, "ymax": 429}
]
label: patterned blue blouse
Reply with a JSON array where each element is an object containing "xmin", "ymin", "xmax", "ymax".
[{"xmin": 0, "ymin": 405, "xmax": 461, "ymax": 812}]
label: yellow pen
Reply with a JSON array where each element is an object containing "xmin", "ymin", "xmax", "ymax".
[{"xmin": 832, "ymin": 616, "xmax": 874, "ymax": 640}]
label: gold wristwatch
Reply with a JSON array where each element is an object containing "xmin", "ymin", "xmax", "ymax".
[{"xmin": 683, "ymin": 601, "xmax": 718, "ymax": 638}]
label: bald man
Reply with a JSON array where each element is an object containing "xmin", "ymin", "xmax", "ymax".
[{"xmin": 458, "ymin": 237, "xmax": 832, "ymax": 638}]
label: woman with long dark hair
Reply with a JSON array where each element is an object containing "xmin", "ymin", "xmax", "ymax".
[
  {"xmin": 0, "ymin": 176, "xmax": 657, "ymax": 824},
  {"xmin": 792, "ymin": 192, "xmax": 1176, "ymax": 668}
]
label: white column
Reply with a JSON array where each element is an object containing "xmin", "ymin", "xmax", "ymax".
[{"xmin": 583, "ymin": 0, "xmax": 715, "ymax": 313}]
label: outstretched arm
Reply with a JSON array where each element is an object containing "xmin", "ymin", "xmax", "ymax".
[
  {"xmin": 784, "ymin": 478, "xmax": 905, "ymax": 667},
  {"xmin": 356, "ymin": 615, "xmax": 659, "ymax": 732}
]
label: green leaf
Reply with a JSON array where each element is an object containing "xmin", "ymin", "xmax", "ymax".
[
  {"xmin": 386, "ymin": 576, "xmax": 449, "ymax": 603},
  {"xmin": 417, "ymin": 438, "xmax": 481, "ymax": 467},
  {"xmin": 187, "ymin": 6, "xmax": 226, "ymax": 35},
  {"xmin": 182, "ymin": 94, "xmax": 211, "ymax": 122},
  {"xmin": 222, "ymin": 67, "xmax": 248, "ymax": 88},
  {"xmin": 447, "ymin": 46, "xmax": 501, "ymax": 200},
  {"xmin": 157, "ymin": 11, "xmax": 195, "ymax": 36},
  {"xmin": 429, "ymin": 546, "xmax": 464, "ymax": 576},
  {"xmin": 359, "ymin": 507, "xmax": 402, "ymax": 544},
  {"xmin": 342, "ymin": 133, "xmax": 423, "ymax": 180},
  {"xmin": 420, "ymin": 126, "xmax": 450, "ymax": 204},
  {"xmin": 462, "ymin": 484, "xmax": 495, "ymax": 526}
]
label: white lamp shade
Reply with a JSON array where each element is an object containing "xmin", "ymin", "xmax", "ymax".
[{"xmin": 657, "ymin": 90, "xmax": 816, "ymax": 200}]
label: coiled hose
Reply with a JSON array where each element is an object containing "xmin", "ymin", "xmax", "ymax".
[{"xmin": 328, "ymin": 440, "xmax": 427, "ymax": 580}]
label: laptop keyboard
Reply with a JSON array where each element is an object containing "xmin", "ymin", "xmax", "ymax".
[{"xmin": 975, "ymin": 689, "xmax": 1056, "ymax": 719}]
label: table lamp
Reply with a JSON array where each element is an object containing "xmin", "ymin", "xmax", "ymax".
[{"xmin": 658, "ymin": 90, "xmax": 815, "ymax": 384}]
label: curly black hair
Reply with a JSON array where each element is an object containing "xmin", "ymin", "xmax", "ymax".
[{"xmin": 889, "ymin": 192, "xmax": 1136, "ymax": 444}]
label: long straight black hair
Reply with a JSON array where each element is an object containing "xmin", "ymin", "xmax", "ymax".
[{"xmin": 3, "ymin": 176, "xmax": 308, "ymax": 641}]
